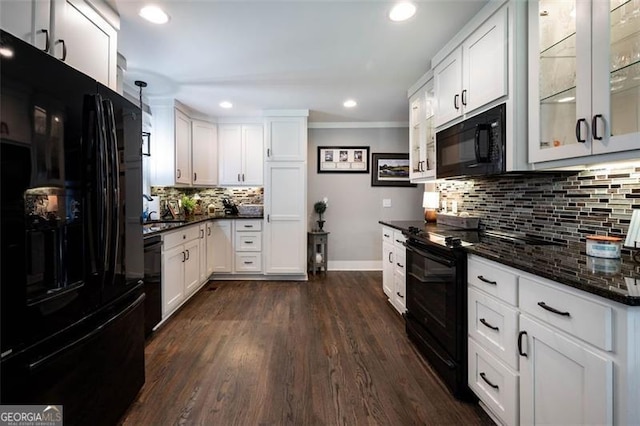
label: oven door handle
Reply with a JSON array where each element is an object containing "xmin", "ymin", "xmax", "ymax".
[{"xmin": 405, "ymin": 245, "xmax": 455, "ymax": 267}]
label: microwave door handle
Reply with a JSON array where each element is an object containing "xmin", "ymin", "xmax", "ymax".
[{"xmin": 474, "ymin": 123, "xmax": 492, "ymax": 163}]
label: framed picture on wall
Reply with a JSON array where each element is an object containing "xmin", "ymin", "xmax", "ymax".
[
  {"xmin": 317, "ymin": 146, "xmax": 370, "ymax": 173},
  {"xmin": 371, "ymin": 153, "xmax": 416, "ymax": 187}
]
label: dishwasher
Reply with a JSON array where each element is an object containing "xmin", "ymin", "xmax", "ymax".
[{"xmin": 143, "ymin": 235, "xmax": 162, "ymax": 337}]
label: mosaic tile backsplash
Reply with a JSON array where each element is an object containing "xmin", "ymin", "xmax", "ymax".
[
  {"xmin": 151, "ymin": 186, "xmax": 263, "ymax": 215},
  {"xmin": 436, "ymin": 164, "xmax": 640, "ymax": 247}
]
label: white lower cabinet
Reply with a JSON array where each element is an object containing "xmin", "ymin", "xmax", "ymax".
[
  {"xmin": 468, "ymin": 254, "xmax": 638, "ymax": 426},
  {"xmin": 519, "ymin": 315, "xmax": 613, "ymax": 425},
  {"xmin": 234, "ymin": 220, "xmax": 262, "ymax": 273},
  {"xmin": 210, "ymin": 220, "xmax": 233, "ymax": 273},
  {"xmin": 162, "ymin": 224, "xmax": 200, "ymax": 318},
  {"xmin": 205, "ymin": 221, "xmax": 216, "ymax": 276},
  {"xmin": 380, "ymin": 226, "xmax": 406, "ymax": 315}
]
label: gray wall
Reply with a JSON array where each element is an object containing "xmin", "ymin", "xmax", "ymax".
[{"xmin": 308, "ymin": 127, "xmax": 424, "ymax": 269}]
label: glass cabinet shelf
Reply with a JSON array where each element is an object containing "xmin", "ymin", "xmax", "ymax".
[
  {"xmin": 541, "ymin": 87, "xmax": 576, "ymax": 104},
  {"xmin": 540, "ymin": 32, "xmax": 576, "ymax": 57}
]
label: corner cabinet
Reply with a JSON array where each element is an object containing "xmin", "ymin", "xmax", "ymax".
[
  {"xmin": 0, "ymin": 0, "xmax": 118, "ymax": 90},
  {"xmin": 408, "ymin": 75, "xmax": 436, "ymax": 182},
  {"xmin": 434, "ymin": 6, "xmax": 507, "ymax": 128},
  {"xmin": 218, "ymin": 124, "xmax": 264, "ymax": 186},
  {"xmin": 528, "ymin": 0, "xmax": 640, "ymax": 165}
]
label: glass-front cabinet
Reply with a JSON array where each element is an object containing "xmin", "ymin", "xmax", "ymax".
[
  {"xmin": 529, "ymin": 0, "xmax": 640, "ymax": 163},
  {"xmin": 409, "ymin": 79, "xmax": 436, "ymax": 182}
]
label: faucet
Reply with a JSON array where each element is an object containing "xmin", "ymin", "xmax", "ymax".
[
  {"xmin": 147, "ymin": 211, "xmax": 158, "ymax": 222},
  {"xmin": 143, "ymin": 194, "xmax": 153, "ymax": 201}
]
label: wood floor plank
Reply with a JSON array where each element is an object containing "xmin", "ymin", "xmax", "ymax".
[{"xmin": 120, "ymin": 272, "xmax": 492, "ymax": 425}]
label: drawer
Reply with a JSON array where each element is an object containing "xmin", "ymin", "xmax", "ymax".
[
  {"xmin": 468, "ymin": 255, "xmax": 518, "ymax": 306},
  {"xmin": 468, "ymin": 338, "xmax": 519, "ymax": 426},
  {"xmin": 381, "ymin": 226, "xmax": 394, "ymax": 244},
  {"xmin": 394, "ymin": 250, "xmax": 406, "ymax": 276},
  {"xmin": 393, "ymin": 230, "xmax": 407, "ymax": 247},
  {"xmin": 236, "ymin": 220, "xmax": 262, "ymax": 231},
  {"xmin": 163, "ymin": 225, "xmax": 200, "ymax": 251},
  {"xmin": 468, "ymin": 287, "xmax": 519, "ymax": 370},
  {"xmin": 235, "ymin": 253, "xmax": 262, "ymax": 272},
  {"xmin": 519, "ymin": 277, "xmax": 613, "ymax": 351},
  {"xmin": 235, "ymin": 232, "xmax": 262, "ymax": 252}
]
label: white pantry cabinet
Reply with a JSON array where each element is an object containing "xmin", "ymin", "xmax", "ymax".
[
  {"xmin": 265, "ymin": 116, "xmax": 307, "ymax": 162},
  {"xmin": 218, "ymin": 124, "xmax": 263, "ymax": 185},
  {"xmin": 0, "ymin": 0, "xmax": 118, "ymax": 90},
  {"xmin": 528, "ymin": 0, "xmax": 640, "ymax": 165},
  {"xmin": 434, "ymin": 5, "xmax": 507, "ymax": 128},
  {"xmin": 263, "ymin": 162, "xmax": 306, "ymax": 274}
]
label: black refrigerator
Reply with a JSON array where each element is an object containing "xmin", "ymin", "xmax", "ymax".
[{"xmin": 0, "ymin": 30, "xmax": 145, "ymax": 425}]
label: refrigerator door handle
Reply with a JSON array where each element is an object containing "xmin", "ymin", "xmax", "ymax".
[
  {"xmin": 102, "ymin": 99, "xmax": 120, "ymax": 280},
  {"xmin": 28, "ymin": 293, "xmax": 145, "ymax": 372}
]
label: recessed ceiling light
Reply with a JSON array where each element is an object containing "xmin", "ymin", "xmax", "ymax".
[
  {"xmin": 389, "ymin": 2, "xmax": 416, "ymax": 22},
  {"xmin": 343, "ymin": 99, "xmax": 357, "ymax": 108},
  {"xmin": 220, "ymin": 101, "xmax": 233, "ymax": 109},
  {"xmin": 139, "ymin": 5, "xmax": 169, "ymax": 24}
]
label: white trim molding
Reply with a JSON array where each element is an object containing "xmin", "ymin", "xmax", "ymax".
[
  {"xmin": 328, "ymin": 260, "xmax": 382, "ymax": 271},
  {"xmin": 309, "ymin": 121, "xmax": 408, "ymax": 129}
]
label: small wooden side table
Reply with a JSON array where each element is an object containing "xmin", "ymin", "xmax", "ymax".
[{"xmin": 308, "ymin": 231, "xmax": 329, "ymax": 275}]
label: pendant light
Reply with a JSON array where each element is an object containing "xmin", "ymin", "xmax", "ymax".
[{"xmin": 135, "ymin": 80, "xmax": 151, "ymax": 156}]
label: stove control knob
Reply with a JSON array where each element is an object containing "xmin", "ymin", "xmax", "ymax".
[{"xmin": 450, "ymin": 237, "xmax": 462, "ymax": 247}]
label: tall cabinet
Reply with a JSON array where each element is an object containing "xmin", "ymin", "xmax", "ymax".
[
  {"xmin": 263, "ymin": 113, "xmax": 308, "ymax": 276},
  {"xmin": 529, "ymin": 0, "xmax": 640, "ymax": 164}
]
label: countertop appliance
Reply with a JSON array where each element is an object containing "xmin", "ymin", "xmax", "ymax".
[
  {"xmin": 436, "ymin": 103, "xmax": 506, "ymax": 179},
  {"xmin": 222, "ymin": 198, "xmax": 239, "ymax": 215},
  {"xmin": 402, "ymin": 224, "xmax": 557, "ymax": 401},
  {"xmin": 144, "ymin": 235, "xmax": 162, "ymax": 337},
  {"xmin": 1, "ymin": 30, "xmax": 145, "ymax": 424}
]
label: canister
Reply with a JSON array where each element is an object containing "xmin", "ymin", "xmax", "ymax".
[{"xmin": 586, "ymin": 235, "xmax": 622, "ymax": 259}]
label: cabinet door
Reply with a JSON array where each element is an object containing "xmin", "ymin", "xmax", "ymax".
[
  {"xmin": 434, "ymin": 47, "xmax": 463, "ymax": 127},
  {"xmin": 528, "ymin": 0, "xmax": 592, "ymax": 163},
  {"xmin": 519, "ymin": 315, "xmax": 613, "ymax": 425},
  {"xmin": 183, "ymin": 239, "xmax": 200, "ymax": 297},
  {"xmin": 205, "ymin": 222, "xmax": 215, "ymax": 276},
  {"xmin": 591, "ymin": 0, "xmax": 640, "ymax": 155},
  {"xmin": 393, "ymin": 250, "xmax": 406, "ymax": 313},
  {"xmin": 191, "ymin": 120, "xmax": 217, "ymax": 186},
  {"xmin": 0, "ymin": 0, "xmax": 50, "ymax": 50},
  {"xmin": 409, "ymin": 93, "xmax": 424, "ymax": 180},
  {"xmin": 463, "ymin": 6, "xmax": 507, "ymax": 114},
  {"xmin": 218, "ymin": 125, "xmax": 243, "ymax": 185},
  {"xmin": 382, "ymin": 241, "xmax": 394, "ymax": 298},
  {"xmin": 265, "ymin": 117, "xmax": 307, "ymax": 161},
  {"xmin": 264, "ymin": 163, "xmax": 306, "ymax": 274},
  {"xmin": 211, "ymin": 220, "xmax": 232, "ymax": 273},
  {"xmin": 242, "ymin": 124, "xmax": 264, "ymax": 185},
  {"xmin": 52, "ymin": 0, "xmax": 117, "ymax": 89},
  {"xmin": 174, "ymin": 109, "xmax": 191, "ymax": 185},
  {"xmin": 198, "ymin": 225, "xmax": 207, "ymax": 284},
  {"xmin": 162, "ymin": 245, "xmax": 185, "ymax": 317}
]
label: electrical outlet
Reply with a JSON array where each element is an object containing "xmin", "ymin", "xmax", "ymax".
[{"xmin": 383, "ymin": 198, "xmax": 392, "ymax": 208}]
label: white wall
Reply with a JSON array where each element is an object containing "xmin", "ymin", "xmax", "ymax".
[{"xmin": 308, "ymin": 127, "xmax": 423, "ymax": 270}]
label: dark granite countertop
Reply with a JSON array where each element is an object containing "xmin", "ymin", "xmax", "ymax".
[
  {"xmin": 143, "ymin": 214, "xmax": 263, "ymax": 237},
  {"xmin": 380, "ymin": 220, "xmax": 640, "ymax": 307}
]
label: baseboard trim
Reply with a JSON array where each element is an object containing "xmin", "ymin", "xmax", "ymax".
[{"xmin": 328, "ymin": 261, "xmax": 382, "ymax": 271}]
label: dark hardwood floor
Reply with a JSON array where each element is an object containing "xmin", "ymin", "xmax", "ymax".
[{"xmin": 120, "ymin": 271, "xmax": 492, "ymax": 425}]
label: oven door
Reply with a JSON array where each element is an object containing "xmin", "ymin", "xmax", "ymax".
[{"xmin": 405, "ymin": 242, "xmax": 462, "ymax": 359}]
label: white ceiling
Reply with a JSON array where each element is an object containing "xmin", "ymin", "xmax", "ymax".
[{"xmin": 114, "ymin": 0, "xmax": 488, "ymax": 123}]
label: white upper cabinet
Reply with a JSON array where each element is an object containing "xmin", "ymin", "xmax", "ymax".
[
  {"xmin": 265, "ymin": 116, "xmax": 308, "ymax": 162},
  {"xmin": 0, "ymin": 0, "xmax": 118, "ymax": 90},
  {"xmin": 191, "ymin": 120, "xmax": 218, "ymax": 186},
  {"xmin": 174, "ymin": 109, "xmax": 191, "ymax": 185},
  {"xmin": 218, "ymin": 124, "xmax": 264, "ymax": 186},
  {"xmin": 529, "ymin": 0, "xmax": 640, "ymax": 165},
  {"xmin": 408, "ymin": 76, "xmax": 436, "ymax": 182},
  {"xmin": 434, "ymin": 6, "xmax": 507, "ymax": 128}
]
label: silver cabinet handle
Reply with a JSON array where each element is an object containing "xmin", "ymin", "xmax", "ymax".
[{"xmin": 177, "ymin": 169, "xmax": 182, "ymax": 178}]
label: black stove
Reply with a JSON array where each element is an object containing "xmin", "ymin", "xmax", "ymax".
[{"xmin": 404, "ymin": 226, "xmax": 556, "ymax": 249}]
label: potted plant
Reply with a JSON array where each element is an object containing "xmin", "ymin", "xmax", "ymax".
[
  {"xmin": 181, "ymin": 195, "xmax": 196, "ymax": 218},
  {"xmin": 314, "ymin": 198, "xmax": 328, "ymax": 231}
]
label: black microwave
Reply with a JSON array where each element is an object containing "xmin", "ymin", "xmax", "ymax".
[{"xmin": 436, "ymin": 103, "xmax": 506, "ymax": 179}]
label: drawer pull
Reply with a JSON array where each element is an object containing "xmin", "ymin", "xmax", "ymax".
[
  {"xmin": 244, "ymin": 225, "xmax": 254, "ymax": 228},
  {"xmin": 396, "ymin": 292, "xmax": 404, "ymax": 299},
  {"xmin": 245, "ymin": 241, "xmax": 254, "ymax": 244},
  {"xmin": 537, "ymin": 301, "xmax": 571, "ymax": 317},
  {"xmin": 396, "ymin": 263, "xmax": 403, "ymax": 268},
  {"xmin": 479, "ymin": 372, "xmax": 499, "ymax": 390},
  {"xmin": 395, "ymin": 239, "xmax": 403, "ymax": 244},
  {"xmin": 479, "ymin": 318, "xmax": 499, "ymax": 331},
  {"xmin": 384, "ymin": 233, "xmax": 390, "ymax": 238},
  {"xmin": 244, "ymin": 261, "xmax": 254, "ymax": 265},
  {"xmin": 518, "ymin": 331, "xmax": 528, "ymax": 357},
  {"xmin": 477, "ymin": 275, "xmax": 497, "ymax": 285}
]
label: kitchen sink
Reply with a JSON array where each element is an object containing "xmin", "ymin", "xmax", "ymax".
[{"xmin": 143, "ymin": 221, "xmax": 186, "ymax": 234}]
